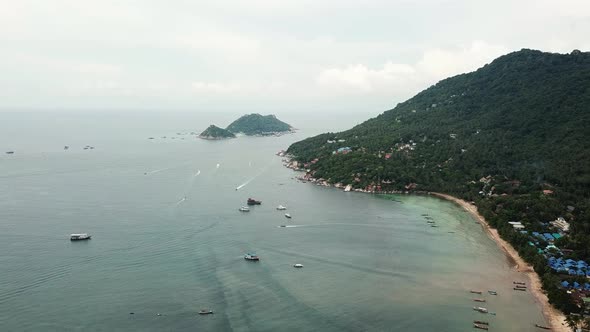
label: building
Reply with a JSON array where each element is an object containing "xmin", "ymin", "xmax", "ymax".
[{"xmin": 550, "ymin": 217, "xmax": 570, "ymax": 232}]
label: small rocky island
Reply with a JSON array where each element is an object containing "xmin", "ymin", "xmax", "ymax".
[
  {"xmin": 198, "ymin": 125, "xmax": 236, "ymax": 140},
  {"xmin": 198, "ymin": 114, "xmax": 293, "ymax": 140}
]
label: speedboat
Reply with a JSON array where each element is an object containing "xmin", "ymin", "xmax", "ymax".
[
  {"xmin": 285, "ymin": 213, "xmax": 292, "ymax": 219},
  {"xmin": 70, "ymin": 233, "xmax": 91, "ymax": 241},
  {"xmin": 293, "ymin": 263, "xmax": 303, "ymax": 268},
  {"xmin": 198, "ymin": 309, "xmax": 214, "ymax": 315},
  {"xmin": 276, "ymin": 205, "xmax": 287, "ymax": 210},
  {"xmin": 239, "ymin": 206, "xmax": 250, "ymax": 212},
  {"xmin": 244, "ymin": 253, "xmax": 259, "ymax": 261}
]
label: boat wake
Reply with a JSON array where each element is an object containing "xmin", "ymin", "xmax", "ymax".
[
  {"xmin": 235, "ymin": 159, "xmax": 273, "ymax": 190},
  {"xmin": 145, "ymin": 167, "xmax": 172, "ymax": 175}
]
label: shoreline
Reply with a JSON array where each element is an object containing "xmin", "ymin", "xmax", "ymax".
[{"xmin": 430, "ymin": 192, "xmax": 569, "ymax": 332}]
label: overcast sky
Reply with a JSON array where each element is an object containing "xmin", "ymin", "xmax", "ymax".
[{"xmin": 1, "ymin": 0, "xmax": 588, "ymax": 113}]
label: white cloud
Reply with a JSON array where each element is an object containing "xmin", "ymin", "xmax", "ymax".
[
  {"xmin": 315, "ymin": 41, "xmax": 508, "ymax": 97},
  {"xmin": 0, "ymin": 1, "xmax": 588, "ymax": 111}
]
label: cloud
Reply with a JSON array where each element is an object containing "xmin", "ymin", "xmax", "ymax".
[
  {"xmin": 315, "ymin": 41, "xmax": 509, "ymax": 96},
  {"xmin": 191, "ymin": 81, "xmax": 242, "ymax": 94}
]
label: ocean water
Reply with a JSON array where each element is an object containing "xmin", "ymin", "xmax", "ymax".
[{"xmin": 0, "ymin": 111, "xmax": 548, "ymax": 331}]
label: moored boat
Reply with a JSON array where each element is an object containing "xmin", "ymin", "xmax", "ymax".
[
  {"xmin": 473, "ymin": 324, "xmax": 489, "ymax": 330},
  {"xmin": 70, "ymin": 233, "xmax": 91, "ymax": 241},
  {"xmin": 247, "ymin": 198, "xmax": 262, "ymax": 205},
  {"xmin": 244, "ymin": 253, "xmax": 259, "ymax": 261},
  {"xmin": 474, "ymin": 320, "xmax": 489, "ymax": 325}
]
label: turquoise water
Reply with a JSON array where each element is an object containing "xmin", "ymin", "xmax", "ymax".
[{"xmin": 0, "ymin": 112, "xmax": 547, "ymax": 331}]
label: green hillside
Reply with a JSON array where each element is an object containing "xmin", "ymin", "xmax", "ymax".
[
  {"xmin": 226, "ymin": 113, "xmax": 292, "ymax": 135},
  {"xmin": 198, "ymin": 125, "xmax": 236, "ymax": 139},
  {"xmin": 287, "ymin": 49, "xmax": 590, "ymax": 314}
]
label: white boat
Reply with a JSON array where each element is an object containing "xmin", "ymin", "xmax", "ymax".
[
  {"xmin": 293, "ymin": 263, "xmax": 303, "ymax": 268},
  {"xmin": 276, "ymin": 205, "xmax": 287, "ymax": 210},
  {"xmin": 70, "ymin": 233, "xmax": 91, "ymax": 241},
  {"xmin": 285, "ymin": 213, "xmax": 292, "ymax": 219},
  {"xmin": 244, "ymin": 253, "xmax": 259, "ymax": 261},
  {"xmin": 239, "ymin": 206, "xmax": 250, "ymax": 212}
]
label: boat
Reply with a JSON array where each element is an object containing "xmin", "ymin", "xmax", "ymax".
[
  {"xmin": 473, "ymin": 324, "xmax": 489, "ymax": 330},
  {"xmin": 470, "ymin": 290, "xmax": 483, "ymax": 294},
  {"xmin": 534, "ymin": 324, "xmax": 552, "ymax": 330},
  {"xmin": 285, "ymin": 213, "xmax": 292, "ymax": 219},
  {"xmin": 198, "ymin": 309, "xmax": 214, "ymax": 315},
  {"xmin": 293, "ymin": 263, "xmax": 303, "ymax": 268},
  {"xmin": 70, "ymin": 233, "xmax": 91, "ymax": 241},
  {"xmin": 474, "ymin": 321, "xmax": 489, "ymax": 325},
  {"xmin": 488, "ymin": 290, "xmax": 498, "ymax": 295},
  {"xmin": 473, "ymin": 306, "xmax": 488, "ymax": 313},
  {"xmin": 244, "ymin": 253, "xmax": 259, "ymax": 261},
  {"xmin": 276, "ymin": 205, "xmax": 287, "ymax": 210},
  {"xmin": 239, "ymin": 206, "xmax": 250, "ymax": 212},
  {"xmin": 473, "ymin": 298, "xmax": 486, "ymax": 302},
  {"xmin": 247, "ymin": 198, "xmax": 262, "ymax": 205}
]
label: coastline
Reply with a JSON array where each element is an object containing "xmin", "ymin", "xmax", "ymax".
[{"xmin": 430, "ymin": 192, "xmax": 569, "ymax": 332}]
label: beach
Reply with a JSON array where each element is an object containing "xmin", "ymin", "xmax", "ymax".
[{"xmin": 431, "ymin": 192, "xmax": 569, "ymax": 332}]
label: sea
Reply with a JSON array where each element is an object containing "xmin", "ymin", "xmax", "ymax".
[{"xmin": 0, "ymin": 111, "xmax": 548, "ymax": 331}]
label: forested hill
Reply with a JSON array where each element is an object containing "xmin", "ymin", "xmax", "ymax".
[
  {"xmin": 198, "ymin": 125, "xmax": 236, "ymax": 139},
  {"xmin": 287, "ymin": 49, "xmax": 590, "ymax": 264},
  {"xmin": 226, "ymin": 114, "xmax": 292, "ymax": 135}
]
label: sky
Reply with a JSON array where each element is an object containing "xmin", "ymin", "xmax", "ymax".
[{"xmin": 0, "ymin": 0, "xmax": 589, "ymax": 113}]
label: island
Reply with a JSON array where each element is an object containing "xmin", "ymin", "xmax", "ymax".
[
  {"xmin": 226, "ymin": 113, "xmax": 293, "ymax": 136},
  {"xmin": 286, "ymin": 49, "xmax": 590, "ymax": 329},
  {"xmin": 198, "ymin": 125, "xmax": 236, "ymax": 140}
]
